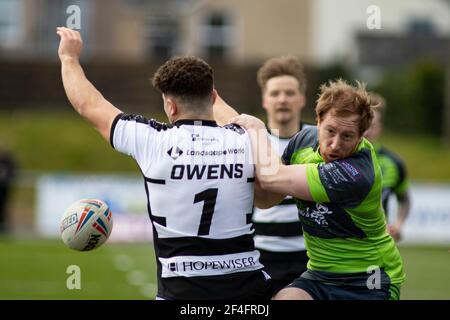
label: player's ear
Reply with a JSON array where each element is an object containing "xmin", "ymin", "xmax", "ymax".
[
  {"xmin": 167, "ymin": 97, "xmax": 178, "ymax": 117},
  {"xmin": 211, "ymin": 89, "xmax": 217, "ymax": 105},
  {"xmin": 261, "ymin": 92, "xmax": 269, "ymax": 111},
  {"xmin": 299, "ymin": 93, "xmax": 306, "ymax": 109}
]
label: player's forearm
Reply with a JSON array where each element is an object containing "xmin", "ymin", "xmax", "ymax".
[
  {"xmin": 396, "ymin": 193, "xmax": 411, "ymax": 226},
  {"xmin": 250, "ymin": 132, "xmax": 311, "ymax": 199},
  {"xmin": 254, "ymin": 178, "xmax": 285, "ymax": 209},
  {"xmin": 213, "ymin": 94, "xmax": 239, "ymax": 126},
  {"xmin": 61, "ymin": 58, "xmax": 103, "ymax": 117},
  {"xmin": 258, "ymin": 164, "xmax": 312, "ymax": 201},
  {"xmin": 246, "ymin": 127, "xmax": 282, "ymax": 189}
]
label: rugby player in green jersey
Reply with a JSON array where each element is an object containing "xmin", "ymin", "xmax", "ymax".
[
  {"xmin": 231, "ymin": 79, "xmax": 405, "ymax": 300},
  {"xmin": 364, "ymin": 93, "xmax": 411, "ymax": 242}
]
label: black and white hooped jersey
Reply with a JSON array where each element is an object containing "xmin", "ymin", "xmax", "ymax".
[
  {"xmin": 111, "ymin": 114, "xmax": 268, "ymax": 299},
  {"xmin": 252, "ymin": 125, "xmax": 313, "ymax": 253}
]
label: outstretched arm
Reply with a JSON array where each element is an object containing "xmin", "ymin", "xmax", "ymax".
[
  {"xmin": 213, "ymin": 95, "xmax": 284, "ymax": 207},
  {"xmin": 212, "ymin": 92, "xmax": 239, "ymax": 126},
  {"xmin": 231, "ymin": 114, "xmax": 313, "ymax": 203},
  {"xmin": 56, "ymin": 27, "xmax": 122, "ymax": 142}
]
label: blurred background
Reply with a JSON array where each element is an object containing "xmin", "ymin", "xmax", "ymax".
[{"xmin": 0, "ymin": 0, "xmax": 449, "ymax": 299}]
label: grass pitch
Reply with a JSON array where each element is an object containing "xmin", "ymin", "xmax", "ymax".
[
  {"xmin": 0, "ymin": 238, "xmax": 157, "ymax": 299},
  {"xmin": 0, "ymin": 238, "xmax": 448, "ymax": 300}
]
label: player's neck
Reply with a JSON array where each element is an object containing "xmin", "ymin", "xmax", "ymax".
[
  {"xmin": 268, "ymin": 117, "xmax": 301, "ymax": 139},
  {"xmin": 172, "ymin": 111, "xmax": 215, "ymax": 123}
]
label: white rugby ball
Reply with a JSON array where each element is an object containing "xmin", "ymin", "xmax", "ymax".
[{"xmin": 60, "ymin": 199, "xmax": 113, "ymax": 251}]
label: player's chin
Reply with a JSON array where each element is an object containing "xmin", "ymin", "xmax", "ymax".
[
  {"xmin": 274, "ymin": 112, "xmax": 293, "ymax": 124},
  {"xmin": 324, "ymin": 153, "xmax": 340, "ymax": 162}
]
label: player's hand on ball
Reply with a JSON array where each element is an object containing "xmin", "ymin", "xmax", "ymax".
[{"xmin": 56, "ymin": 26, "xmax": 83, "ymax": 62}]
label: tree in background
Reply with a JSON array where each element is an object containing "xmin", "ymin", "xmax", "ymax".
[{"xmin": 374, "ymin": 61, "xmax": 445, "ymax": 137}]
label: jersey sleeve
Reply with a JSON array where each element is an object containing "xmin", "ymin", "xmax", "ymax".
[
  {"xmin": 281, "ymin": 131, "xmax": 303, "ymax": 165},
  {"xmin": 110, "ymin": 113, "xmax": 160, "ymax": 163},
  {"xmin": 281, "ymin": 126, "xmax": 318, "ymax": 165},
  {"xmin": 305, "ymin": 150, "xmax": 375, "ymax": 208}
]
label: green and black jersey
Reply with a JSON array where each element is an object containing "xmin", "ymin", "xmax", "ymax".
[
  {"xmin": 375, "ymin": 145, "xmax": 410, "ymax": 217},
  {"xmin": 282, "ymin": 126, "xmax": 405, "ymax": 288}
]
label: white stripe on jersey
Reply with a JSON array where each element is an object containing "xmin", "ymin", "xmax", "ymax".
[
  {"xmin": 253, "ymin": 197, "xmax": 298, "ymax": 222},
  {"xmin": 254, "ymin": 235, "xmax": 305, "ymax": 252},
  {"xmin": 253, "ymin": 130, "xmax": 306, "ymax": 252},
  {"xmin": 159, "ymin": 250, "xmax": 263, "ymax": 278}
]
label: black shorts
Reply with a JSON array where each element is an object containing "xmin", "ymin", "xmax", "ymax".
[
  {"xmin": 288, "ymin": 276, "xmax": 400, "ymax": 300},
  {"xmin": 258, "ymin": 249, "xmax": 308, "ymax": 294}
]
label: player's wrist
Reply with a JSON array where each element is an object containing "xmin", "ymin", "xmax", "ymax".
[{"xmin": 59, "ymin": 55, "xmax": 80, "ymax": 64}]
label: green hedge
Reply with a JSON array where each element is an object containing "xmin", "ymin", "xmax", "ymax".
[{"xmin": 1, "ymin": 110, "xmax": 450, "ymax": 181}]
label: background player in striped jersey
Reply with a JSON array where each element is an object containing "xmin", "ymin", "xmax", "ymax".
[
  {"xmin": 364, "ymin": 93, "xmax": 411, "ymax": 242},
  {"xmin": 252, "ymin": 56, "xmax": 310, "ymax": 294},
  {"xmin": 56, "ymin": 27, "xmax": 272, "ymax": 300}
]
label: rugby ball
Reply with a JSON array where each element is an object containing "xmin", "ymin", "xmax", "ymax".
[{"xmin": 60, "ymin": 199, "xmax": 113, "ymax": 251}]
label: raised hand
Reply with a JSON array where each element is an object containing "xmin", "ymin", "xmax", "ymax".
[{"xmin": 56, "ymin": 26, "xmax": 83, "ymax": 62}]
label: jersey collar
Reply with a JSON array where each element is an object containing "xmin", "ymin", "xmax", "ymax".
[
  {"xmin": 173, "ymin": 119, "xmax": 218, "ymax": 127},
  {"xmin": 267, "ymin": 121, "xmax": 305, "ymax": 139}
]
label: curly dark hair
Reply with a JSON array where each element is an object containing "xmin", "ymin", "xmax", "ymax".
[
  {"xmin": 257, "ymin": 55, "xmax": 306, "ymax": 94},
  {"xmin": 152, "ymin": 56, "xmax": 214, "ymax": 110}
]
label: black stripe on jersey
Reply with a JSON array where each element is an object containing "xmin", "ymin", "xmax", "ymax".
[
  {"xmin": 246, "ymin": 213, "xmax": 253, "ymax": 225},
  {"xmin": 109, "ymin": 112, "xmax": 124, "ymax": 148},
  {"xmin": 254, "ymin": 221, "xmax": 303, "ymax": 237},
  {"xmin": 120, "ymin": 114, "xmax": 174, "ymax": 131},
  {"xmin": 156, "ymin": 234, "xmax": 255, "ymax": 258},
  {"xmin": 258, "ymin": 248, "xmax": 308, "ymax": 262},
  {"xmin": 152, "ymin": 214, "xmax": 167, "ymax": 227},
  {"xmin": 223, "ymin": 123, "xmax": 246, "ymax": 135},
  {"xmin": 158, "ymin": 269, "xmax": 271, "ymax": 300},
  {"xmin": 143, "ymin": 175, "xmax": 151, "ymax": 216},
  {"xmin": 279, "ymin": 198, "xmax": 297, "ymax": 205},
  {"xmin": 144, "ymin": 177, "xmax": 166, "ymax": 184},
  {"xmin": 247, "ymin": 177, "xmax": 255, "ymax": 183}
]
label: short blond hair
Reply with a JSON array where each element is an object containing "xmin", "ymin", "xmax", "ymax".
[
  {"xmin": 316, "ymin": 79, "xmax": 374, "ymax": 135},
  {"xmin": 257, "ymin": 55, "xmax": 306, "ymax": 94}
]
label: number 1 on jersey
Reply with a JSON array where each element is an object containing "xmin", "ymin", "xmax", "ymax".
[{"xmin": 194, "ymin": 188, "xmax": 218, "ymax": 236}]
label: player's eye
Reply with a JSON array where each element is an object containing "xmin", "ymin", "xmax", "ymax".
[
  {"xmin": 343, "ymin": 134, "xmax": 353, "ymax": 141},
  {"xmin": 286, "ymin": 90, "xmax": 295, "ymax": 97}
]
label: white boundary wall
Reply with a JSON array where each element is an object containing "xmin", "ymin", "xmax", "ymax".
[
  {"xmin": 36, "ymin": 174, "xmax": 153, "ymax": 242},
  {"xmin": 36, "ymin": 174, "xmax": 450, "ymax": 244}
]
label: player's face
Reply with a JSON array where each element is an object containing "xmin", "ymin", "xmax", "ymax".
[
  {"xmin": 364, "ymin": 110, "xmax": 382, "ymax": 143},
  {"xmin": 318, "ymin": 111, "xmax": 362, "ymax": 163},
  {"xmin": 262, "ymin": 75, "xmax": 305, "ymax": 125}
]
